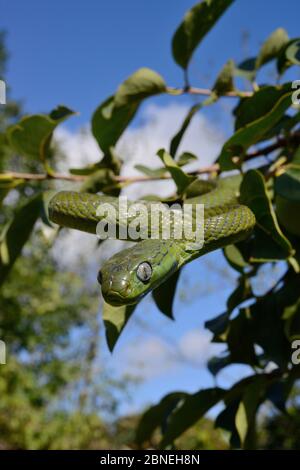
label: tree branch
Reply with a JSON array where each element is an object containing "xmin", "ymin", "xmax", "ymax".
[
  {"xmin": 3, "ymin": 133, "xmax": 299, "ymax": 185},
  {"xmin": 167, "ymin": 86, "xmax": 253, "ymax": 98}
]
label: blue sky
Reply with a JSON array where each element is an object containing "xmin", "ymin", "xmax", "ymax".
[
  {"xmin": 1, "ymin": 0, "xmax": 300, "ymax": 416},
  {"xmin": 1, "ymin": 0, "xmax": 300, "ymax": 129}
]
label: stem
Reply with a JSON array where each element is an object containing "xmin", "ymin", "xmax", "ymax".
[
  {"xmin": 3, "ymin": 133, "xmax": 299, "ymax": 185},
  {"xmin": 167, "ymin": 86, "xmax": 253, "ymax": 98}
]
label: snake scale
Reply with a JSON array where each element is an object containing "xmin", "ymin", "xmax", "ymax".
[{"xmin": 49, "ymin": 176, "xmax": 256, "ymax": 306}]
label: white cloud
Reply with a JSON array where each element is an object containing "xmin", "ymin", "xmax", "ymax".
[
  {"xmin": 178, "ymin": 329, "xmax": 224, "ymax": 366},
  {"xmin": 117, "ymin": 328, "xmax": 225, "ymax": 380},
  {"xmin": 120, "ymin": 336, "xmax": 176, "ymax": 379}
]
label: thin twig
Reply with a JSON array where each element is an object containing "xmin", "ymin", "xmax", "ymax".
[
  {"xmin": 3, "ymin": 133, "xmax": 299, "ymax": 185},
  {"xmin": 167, "ymin": 86, "xmax": 253, "ymax": 98}
]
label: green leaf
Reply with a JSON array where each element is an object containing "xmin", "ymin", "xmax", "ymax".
[
  {"xmin": 207, "ymin": 354, "xmax": 232, "ymax": 376},
  {"xmin": 160, "ymin": 388, "xmax": 225, "ymax": 447},
  {"xmin": 282, "ymin": 110, "xmax": 300, "ymax": 133},
  {"xmin": 218, "ymin": 85, "xmax": 292, "ymax": 170},
  {"xmin": 275, "ymin": 147, "xmax": 300, "ymax": 201},
  {"xmin": 136, "ymin": 392, "xmax": 187, "ymax": 446},
  {"xmin": 92, "ymin": 96, "xmax": 139, "ymax": 154},
  {"xmin": 205, "ymin": 311, "xmax": 230, "ymax": 338},
  {"xmin": 227, "ymin": 275, "xmax": 252, "ymax": 312},
  {"xmin": 80, "ymin": 169, "xmax": 117, "ymax": 195},
  {"xmin": 223, "ymin": 244, "xmax": 248, "ymax": 272},
  {"xmin": 0, "ymin": 194, "xmax": 42, "ymax": 287},
  {"xmin": 283, "ymin": 299, "xmax": 300, "ymax": 341},
  {"xmin": 170, "ymin": 104, "xmax": 202, "ymax": 158},
  {"xmin": 157, "ymin": 149, "xmax": 196, "ymax": 194},
  {"xmin": 212, "ymin": 59, "xmax": 235, "ymax": 96},
  {"xmin": 152, "ymin": 270, "xmax": 180, "ymax": 319},
  {"xmin": 249, "ymin": 270, "xmax": 298, "ymax": 365},
  {"xmin": 234, "ymin": 57, "xmax": 256, "ymax": 82},
  {"xmin": 240, "ymin": 169, "xmax": 293, "ymax": 261},
  {"xmin": 276, "ymin": 169, "xmax": 300, "ymax": 202},
  {"xmin": 177, "ymin": 152, "xmax": 198, "ymax": 167},
  {"xmin": 7, "ymin": 106, "xmax": 75, "ymax": 161},
  {"xmin": 227, "ymin": 308, "xmax": 256, "ymax": 365},
  {"xmin": 172, "ymin": 0, "xmax": 234, "ymax": 69},
  {"xmin": 277, "ymin": 38, "xmax": 300, "ymax": 74},
  {"xmin": 134, "ymin": 165, "xmax": 167, "ymax": 178},
  {"xmin": 114, "ymin": 68, "xmax": 166, "ymax": 108},
  {"xmin": 256, "ymin": 28, "xmax": 289, "ymax": 70},
  {"xmin": 275, "ymin": 164, "xmax": 300, "ymax": 237},
  {"xmin": 0, "ymin": 175, "xmax": 24, "ymax": 205},
  {"xmin": 235, "ymin": 376, "xmax": 267, "ymax": 447},
  {"xmin": 102, "ymin": 301, "xmax": 137, "ymax": 352},
  {"xmin": 215, "ymin": 400, "xmax": 240, "ymax": 447},
  {"xmin": 234, "ymin": 85, "xmax": 291, "ymax": 131}
]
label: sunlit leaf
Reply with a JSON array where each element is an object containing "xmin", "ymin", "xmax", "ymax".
[
  {"xmin": 212, "ymin": 59, "xmax": 235, "ymax": 96},
  {"xmin": 223, "ymin": 244, "xmax": 249, "ymax": 273},
  {"xmin": 92, "ymin": 96, "xmax": 139, "ymax": 154},
  {"xmin": 218, "ymin": 85, "xmax": 292, "ymax": 170},
  {"xmin": 134, "ymin": 165, "xmax": 167, "ymax": 178},
  {"xmin": 7, "ymin": 106, "xmax": 75, "ymax": 161},
  {"xmin": 172, "ymin": 0, "xmax": 234, "ymax": 69},
  {"xmin": 277, "ymin": 38, "xmax": 300, "ymax": 74},
  {"xmin": 240, "ymin": 169, "xmax": 293, "ymax": 261},
  {"xmin": 234, "ymin": 84, "xmax": 291, "ymax": 131},
  {"xmin": 177, "ymin": 152, "xmax": 198, "ymax": 167},
  {"xmin": 256, "ymin": 28, "xmax": 289, "ymax": 69},
  {"xmin": 157, "ymin": 149, "xmax": 196, "ymax": 194},
  {"xmin": 114, "ymin": 67, "xmax": 166, "ymax": 108}
]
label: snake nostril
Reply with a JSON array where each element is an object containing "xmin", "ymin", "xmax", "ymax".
[{"xmin": 97, "ymin": 270, "xmax": 103, "ymax": 285}]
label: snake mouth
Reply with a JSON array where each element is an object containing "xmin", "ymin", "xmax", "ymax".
[{"xmin": 102, "ymin": 289, "xmax": 140, "ymax": 307}]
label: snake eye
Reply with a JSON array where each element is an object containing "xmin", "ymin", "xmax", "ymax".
[
  {"xmin": 136, "ymin": 262, "xmax": 152, "ymax": 283},
  {"xmin": 97, "ymin": 270, "xmax": 103, "ymax": 285}
]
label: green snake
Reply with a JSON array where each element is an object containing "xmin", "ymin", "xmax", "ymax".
[{"xmin": 49, "ymin": 176, "xmax": 256, "ymax": 306}]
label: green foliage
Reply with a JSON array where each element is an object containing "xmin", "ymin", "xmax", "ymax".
[
  {"xmin": 255, "ymin": 28, "xmax": 289, "ymax": 70},
  {"xmin": 7, "ymin": 106, "xmax": 75, "ymax": 164},
  {"xmin": 172, "ymin": 0, "xmax": 234, "ymax": 70},
  {"xmin": 152, "ymin": 271, "xmax": 180, "ymax": 319},
  {"xmin": 92, "ymin": 96, "xmax": 139, "ymax": 154},
  {"xmin": 157, "ymin": 148, "xmax": 196, "ymax": 194},
  {"xmin": 212, "ymin": 59, "xmax": 235, "ymax": 96},
  {"xmin": 218, "ymin": 84, "xmax": 293, "ymax": 170},
  {"xmin": 240, "ymin": 169, "xmax": 293, "ymax": 261},
  {"xmin": 277, "ymin": 38, "xmax": 300, "ymax": 74},
  {"xmin": 102, "ymin": 302, "xmax": 137, "ymax": 352},
  {"xmin": 114, "ymin": 67, "xmax": 166, "ymax": 108}
]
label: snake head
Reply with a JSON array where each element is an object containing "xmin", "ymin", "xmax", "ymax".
[{"xmin": 98, "ymin": 239, "xmax": 179, "ymax": 306}]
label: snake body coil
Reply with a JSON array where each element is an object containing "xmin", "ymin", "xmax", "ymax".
[{"xmin": 49, "ymin": 177, "xmax": 255, "ymax": 306}]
